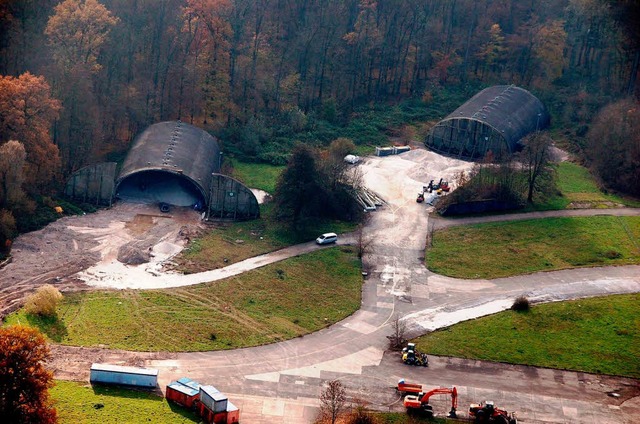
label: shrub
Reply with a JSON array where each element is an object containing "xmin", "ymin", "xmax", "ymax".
[
  {"xmin": 25, "ymin": 285, "xmax": 63, "ymax": 317},
  {"xmin": 511, "ymin": 295, "xmax": 530, "ymax": 312},
  {"xmin": 346, "ymin": 405, "xmax": 377, "ymax": 424}
]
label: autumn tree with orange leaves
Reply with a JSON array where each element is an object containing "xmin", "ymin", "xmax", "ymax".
[
  {"xmin": 0, "ymin": 326, "xmax": 57, "ymax": 423},
  {"xmin": 0, "ymin": 72, "xmax": 61, "ymax": 191}
]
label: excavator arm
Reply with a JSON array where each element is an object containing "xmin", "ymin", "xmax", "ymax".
[{"xmin": 403, "ymin": 386, "xmax": 457, "ymax": 418}]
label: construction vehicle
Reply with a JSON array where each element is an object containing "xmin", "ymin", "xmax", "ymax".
[
  {"xmin": 396, "ymin": 379, "xmax": 423, "ymax": 396},
  {"xmin": 403, "ymin": 386, "xmax": 457, "ymax": 418},
  {"xmin": 469, "ymin": 401, "xmax": 517, "ymax": 424},
  {"xmin": 426, "ymin": 178, "xmax": 450, "ymax": 194},
  {"xmin": 401, "ymin": 343, "xmax": 428, "ymax": 367}
]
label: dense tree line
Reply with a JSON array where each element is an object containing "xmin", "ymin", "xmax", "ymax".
[{"xmin": 0, "ymin": 0, "xmax": 638, "ymax": 243}]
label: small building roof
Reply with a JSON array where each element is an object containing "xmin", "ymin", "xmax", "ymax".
[{"xmin": 90, "ymin": 363, "xmax": 158, "ymax": 377}]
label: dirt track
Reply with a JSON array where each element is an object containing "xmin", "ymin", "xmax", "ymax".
[{"xmin": 0, "ymin": 203, "xmax": 203, "ymax": 317}]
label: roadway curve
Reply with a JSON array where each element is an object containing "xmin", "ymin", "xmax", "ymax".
[{"xmin": 41, "ymin": 150, "xmax": 640, "ymax": 422}]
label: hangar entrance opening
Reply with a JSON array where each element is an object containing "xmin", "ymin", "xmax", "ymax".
[{"xmin": 116, "ymin": 170, "xmax": 204, "ymax": 208}]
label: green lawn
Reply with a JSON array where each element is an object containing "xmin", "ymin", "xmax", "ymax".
[
  {"xmin": 531, "ymin": 162, "xmax": 640, "ymax": 210},
  {"xmin": 173, "ymin": 203, "xmax": 358, "ymax": 273},
  {"xmin": 52, "ymin": 380, "xmax": 198, "ymax": 423},
  {"xmin": 228, "ymin": 158, "xmax": 284, "ymax": 194},
  {"xmin": 412, "ymin": 294, "xmax": 640, "ymax": 378},
  {"xmin": 6, "ymin": 247, "xmax": 363, "ymax": 351},
  {"xmin": 427, "ymin": 216, "xmax": 640, "ymax": 279}
]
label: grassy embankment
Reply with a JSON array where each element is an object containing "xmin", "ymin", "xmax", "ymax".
[
  {"xmin": 52, "ymin": 380, "xmax": 198, "ymax": 423},
  {"xmin": 6, "ymin": 247, "xmax": 362, "ymax": 351},
  {"xmin": 428, "ymin": 161, "xmax": 640, "ymax": 279},
  {"xmin": 413, "ymin": 294, "xmax": 640, "ymax": 378},
  {"xmin": 228, "ymin": 158, "xmax": 284, "ymax": 194},
  {"xmin": 529, "ymin": 161, "xmax": 640, "ymax": 210},
  {"xmin": 427, "ymin": 215, "xmax": 640, "ymax": 279}
]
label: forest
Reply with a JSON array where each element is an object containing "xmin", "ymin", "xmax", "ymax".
[{"xmin": 0, "ymin": 0, "xmax": 639, "ymax": 244}]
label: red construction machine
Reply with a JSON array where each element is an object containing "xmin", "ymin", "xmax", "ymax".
[
  {"xmin": 402, "ymin": 385, "xmax": 457, "ymax": 418},
  {"xmin": 396, "ymin": 379, "xmax": 423, "ymax": 396},
  {"xmin": 469, "ymin": 401, "xmax": 517, "ymax": 424}
]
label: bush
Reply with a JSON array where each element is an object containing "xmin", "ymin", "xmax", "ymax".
[
  {"xmin": 346, "ymin": 405, "xmax": 377, "ymax": 424},
  {"xmin": 25, "ymin": 285, "xmax": 63, "ymax": 317},
  {"xmin": 511, "ymin": 295, "xmax": 530, "ymax": 312}
]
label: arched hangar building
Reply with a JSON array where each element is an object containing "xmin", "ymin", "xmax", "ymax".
[
  {"xmin": 425, "ymin": 85, "xmax": 550, "ymax": 161},
  {"xmin": 64, "ymin": 121, "xmax": 259, "ymax": 220}
]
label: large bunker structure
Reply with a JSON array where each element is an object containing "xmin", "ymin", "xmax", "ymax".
[
  {"xmin": 425, "ymin": 85, "xmax": 550, "ymax": 161},
  {"xmin": 65, "ymin": 121, "xmax": 259, "ymax": 220},
  {"xmin": 116, "ymin": 121, "xmax": 219, "ymax": 208}
]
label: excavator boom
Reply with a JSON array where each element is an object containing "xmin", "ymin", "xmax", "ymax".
[{"xmin": 403, "ymin": 386, "xmax": 457, "ymax": 418}]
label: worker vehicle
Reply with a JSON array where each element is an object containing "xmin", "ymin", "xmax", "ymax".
[
  {"xmin": 469, "ymin": 401, "xmax": 517, "ymax": 424},
  {"xmin": 396, "ymin": 379, "xmax": 423, "ymax": 396},
  {"xmin": 403, "ymin": 386, "xmax": 457, "ymax": 418},
  {"xmin": 425, "ymin": 178, "xmax": 450, "ymax": 194},
  {"xmin": 401, "ymin": 343, "xmax": 428, "ymax": 367}
]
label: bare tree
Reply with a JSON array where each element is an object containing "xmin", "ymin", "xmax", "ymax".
[
  {"xmin": 355, "ymin": 220, "xmax": 373, "ymax": 259},
  {"xmin": 318, "ymin": 379, "xmax": 347, "ymax": 424},
  {"xmin": 519, "ymin": 131, "xmax": 553, "ymax": 203},
  {"xmin": 387, "ymin": 313, "xmax": 407, "ymax": 350}
]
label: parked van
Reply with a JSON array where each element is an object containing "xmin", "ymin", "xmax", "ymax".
[{"xmin": 316, "ymin": 232, "xmax": 338, "ymax": 245}]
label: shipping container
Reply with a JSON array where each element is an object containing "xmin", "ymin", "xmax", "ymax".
[
  {"xmin": 199, "ymin": 401, "xmax": 229, "ymax": 424},
  {"xmin": 210, "ymin": 392, "xmax": 228, "ymax": 413},
  {"xmin": 213, "ymin": 410, "xmax": 228, "ymax": 424},
  {"xmin": 199, "ymin": 385, "xmax": 221, "ymax": 412},
  {"xmin": 199, "ymin": 402, "xmax": 214, "ymax": 424},
  {"xmin": 90, "ymin": 363, "xmax": 158, "ymax": 388},
  {"xmin": 375, "ymin": 146, "xmax": 394, "ymax": 156},
  {"xmin": 166, "ymin": 378, "xmax": 202, "ymax": 408},
  {"xmin": 226, "ymin": 401, "xmax": 240, "ymax": 424}
]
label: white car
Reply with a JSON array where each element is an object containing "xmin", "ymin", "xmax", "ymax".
[
  {"xmin": 344, "ymin": 154, "xmax": 361, "ymax": 164},
  {"xmin": 316, "ymin": 232, "xmax": 338, "ymax": 245}
]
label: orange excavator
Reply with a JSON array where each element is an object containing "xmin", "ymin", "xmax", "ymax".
[{"xmin": 403, "ymin": 386, "xmax": 457, "ymax": 418}]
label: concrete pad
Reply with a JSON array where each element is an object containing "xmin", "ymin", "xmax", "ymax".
[
  {"xmin": 262, "ymin": 399, "xmax": 285, "ymax": 416},
  {"xmin": 283, "ymin": 403, "xmax": 307, "ymax": 420},
  {"xmin": 342, "ymin": 320, "xmax": 378, "ymax": 334},
  {"xmin": 410, "ymin": 283, "xmax": 430, "ymax": 299}
]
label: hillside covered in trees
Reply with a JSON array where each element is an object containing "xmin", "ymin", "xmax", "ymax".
[{"xmin": 1, "ymin": 0, "xmax": 639, "ymax": 249}]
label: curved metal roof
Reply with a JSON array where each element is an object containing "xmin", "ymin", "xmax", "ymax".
[
  {"xmin": 425, "ymin": 85, "xmax": 550, "ymax": 160},
  {"xmin": 447, "ymin": 85, "xmax": 549, "ymax": 144},
  {"xmin": 116, "ymin": 121, "xmax": 221, "ymax": 200}
]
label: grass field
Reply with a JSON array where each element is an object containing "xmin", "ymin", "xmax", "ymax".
[
  {"xmin": 228, "ymin": 158, "xmax": 284, "ymax": 194},
  {"xmin": 412, "ymin": 294, "xmax": 640, "ymax": 378},
  {"xmin": 427, "ymin": 216, "xmax": 640, "ymax": 279},
  {"xmin": 530, "ymin": 162, "xmax": 640, "ymax": 210},
  {"xmin": 173, "ymin": 203, "xmax": 358, "ymax": 273},
  {"xmin": 6, "ymin": 247, "xmax": 362, "ymax": 351},
  {"xmin": 52, "ymin": 380, "xmax": 198, "ymax": 423}
]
